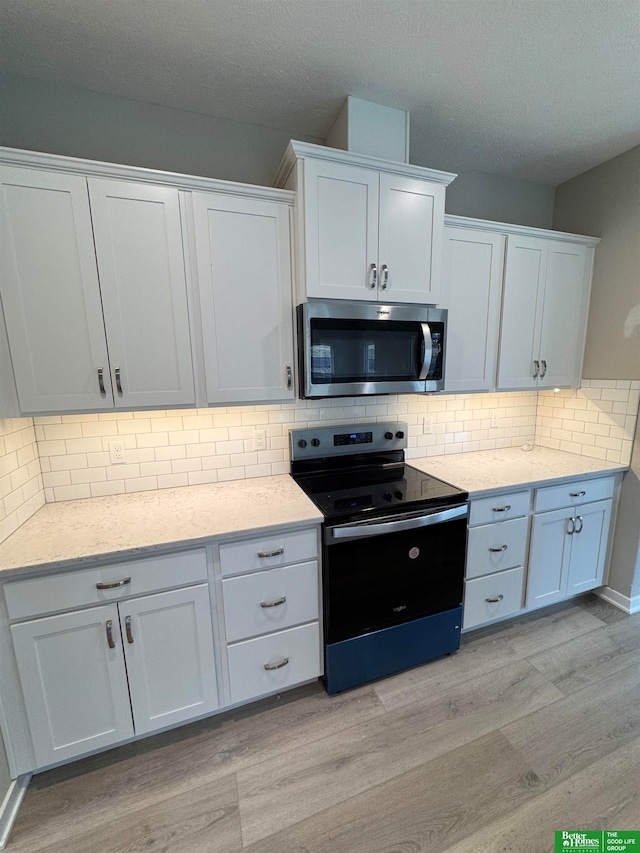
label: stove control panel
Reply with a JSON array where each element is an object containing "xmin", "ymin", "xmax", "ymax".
[{"xmin": 290, "ymin": 422, "xmax": 408, "ymax": 461}]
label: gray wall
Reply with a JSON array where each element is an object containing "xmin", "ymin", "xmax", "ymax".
[
  {"xmin": 0, "ymin": 730, "xmax": 12, "ymax": 808},
  {"xmin": 607, "ymin": 410, "xmax": 640, "ymax": 601},
  {"xmin": 0, "ymin": 72, "xmax": 555, "ymax": 227},
  {"xmin": 553, "ymin": 145, "xmax": 640, "ymax": 380}
]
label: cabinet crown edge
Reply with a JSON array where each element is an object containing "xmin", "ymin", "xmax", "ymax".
[
  {"xmin": 444, "ymin": 214, "xmax": 600, "ymax": 247},
  {"xmin": 0, "ymin": 146, "xmax": 295, "ymax": 205},
  {"xmin": 274, "ymin": 140, "xmax": 458, "ymax": 189}
]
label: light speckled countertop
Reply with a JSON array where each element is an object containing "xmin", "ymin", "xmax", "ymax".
[
  {"xmin": 0, "ymin": 475, "xmax": 322, "ymax": 575},
  {"xmin": 411, "ymin": 446, "xmax": 627, "ymax": 497}
]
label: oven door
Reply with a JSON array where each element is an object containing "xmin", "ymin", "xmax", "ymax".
[
  {"xmin": 324, "ymin": 504, "xmax": 467, "ymax": 644},
  {"xmin": 299, "ymin": 301, "xmax": 446, "ymax": 397}
]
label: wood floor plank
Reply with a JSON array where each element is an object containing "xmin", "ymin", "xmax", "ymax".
[
  {"xmin": 578, "ymin": 594, "xmax": 632, "ymax": 624},
  {"xmin": 241, "ymin": 730, "xmax": 540, "ymax": 853},
  {"xmin": 604, "ymin": 611, "xmax": 640, "ymax": 651},
  {"xmin": 9, "ymin": 773, "xmax": 242, "ymax": 853},
  {"xmin": 236, "ymin": 660, "xmax": 563, "ymax": 846},
  {"xmin": 439, "ymin": 737, "xmax": 640, "ymax": 853},
  {"xmin": 375, "ymin": 604, "xmax": 603, "ymax": 712},
  {"xmin": 8, "ymin": 682, "xmax": 383, "ymax": 852},
  {"xmin": 501, "ymin": 663, "xmax": 640, "ymax": 786},
  {"xmin": 527, "ymin": 626, "xmax": 639, "ymax": 695}
]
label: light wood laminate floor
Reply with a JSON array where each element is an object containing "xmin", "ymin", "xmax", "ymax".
[{"xmin": 8, "ymin": 595, "xmax": 640, "ymax": 853}]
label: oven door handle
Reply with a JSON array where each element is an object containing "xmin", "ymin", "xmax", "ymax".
[
  {"xmin": 418, "ymin": 322, "xmax": 432, "ymax": 380},
  {"xmin": 328, "ymin": 504, "xmax": 468, "ymax": 541}
]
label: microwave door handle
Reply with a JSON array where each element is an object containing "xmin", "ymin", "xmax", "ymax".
[{"xmin": 419, "ymin": 323, "xmax": 432, "ymax": 380}]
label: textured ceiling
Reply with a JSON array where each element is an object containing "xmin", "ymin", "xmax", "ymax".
[{"xmin": 1, "ymin": 0, "xmax": 639, "ymax": 184}]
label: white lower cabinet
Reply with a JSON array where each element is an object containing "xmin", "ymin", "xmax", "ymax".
[
  {"xmin": 526, "ymin": 498, "xmax": 612, "ymax": 608},
  {"xmin": 463, "ymin": 567, "xmax": 525, "ymax": 630},
  {"xmin": 220, "ymin": 526, "xmax": 322, "ymax": 706},
  {"xmin": 10, "ymin": 569, "xmax": 218, "ymax": 768}
]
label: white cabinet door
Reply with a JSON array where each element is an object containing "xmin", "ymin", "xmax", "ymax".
[
  {"xmin": 192, "ymin": 192, "xmax": 294, "ymax": 403},
  {"xmin": 538, "ymin": 241, "xmax": 590, "ymax": 389},
  {"xmin": 121, "ymin": 585, "xmax": 218, "ymax": 736},
  {"xmin": 442, "ymin": 227, "xmax": 505, "ymax": 392},
  {"xmin": 566, "ymin": 499, "xmax": 611, "ymax": 596},
  {"xmin": 88, "ymin": 179, "xmax": 195, "ymax": 409},
  {"xmin": 497, "ymin": 235, "xmax": 547, "ymax": 391},
  {"xmin": 378, "ymin": 173, "xmax": 444, "ymax": 304},
  {"xmin": 302, "ymin": 158, "xmax": 379, "ymax": 301},
  {"xmin": 526, "ymin": 507, "xmax": 571, "ymax": 608},
  {"xmin": 0, "ymin": 166, "xmax": 114, "ymax": 413},
  {"xmin": 11, "ymin": 604, "xmax": 134, "ymax": 768}
]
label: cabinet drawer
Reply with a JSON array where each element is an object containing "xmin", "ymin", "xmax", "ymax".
[
  {"xmin": 534, "ymin": 476, "xmax": 615, "ymax": 513},
  {"xmin": 5, "ymin": 549, "xmax": 208, "ymax": 620},
  {"xmin": 223, "ymin": 560, "xmax": 319, "ymax": 642},
  {"xmin": 227, "ymin": 622, "xmax": 321, "ymax": 705},
  {"xmin": 466, "ymin": 517, "xmax": 529, "ymax": 580},
  {"xmin": 468, "ymin": 491, "xmax": 530, "ymax": 526},
  {"xmin": 463, "ymin": 567, "xmax": 524, "ymax": 630},
  {"xmin": 219, "ymin": 528, "xmax": 318, "ymax": 577}
]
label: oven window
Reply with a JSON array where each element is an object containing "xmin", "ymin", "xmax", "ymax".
[{"xmin": 310, "ymin": 318, "xmax": 423, "ymax": 385}]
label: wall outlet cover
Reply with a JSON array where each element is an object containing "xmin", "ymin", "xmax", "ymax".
[{"xmin": 109, "ymin": 440, "xmax": 126, "ymax": 464}]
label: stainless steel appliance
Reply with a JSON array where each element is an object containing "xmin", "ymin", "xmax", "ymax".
[
  {"xmin": 290, "ymin": 421, "xmax": 468, "ymax": 694},
  {"xmin": 297, "ymin": 301, "xmax": 447, "ymax": 398}
]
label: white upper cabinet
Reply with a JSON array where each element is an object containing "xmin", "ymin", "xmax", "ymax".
[
  {"xmin": 497, "ymin": 235, "xmax": 593, "ymax": 391},
  {"xmin": 88, "ymin": 179, "xmax": 195, "ymax": 408},
  {"xmin": 276, "ymin": 142, "xmax": 454, "ymax": 305},
  {"xmin": 441, "ymin": 226, "xmax": 505, "ymax": 393},
  {"xmin": 0, "ymin": 166, "xmax": 114, "ymax": 413},
  {"xmin": 191, "ymin": 192, "xmax": 295, "ymax": 403}
]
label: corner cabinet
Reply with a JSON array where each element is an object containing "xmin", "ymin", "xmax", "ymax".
[
  {"xmin": 275, "ymin": 141, "xmax": 455, "ymax": 305},
  {"xmin": 191, "ymin": 192, "xmax": 295, "ymax": 403},
  {"xmin": 0, "ymin": 167, "xmax": 195, "ymax": 413}
]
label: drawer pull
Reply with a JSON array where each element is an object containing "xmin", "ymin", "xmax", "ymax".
[
  {"xmin": 489, "ymin": 544, "xmax": 508, "ymax": 553},
  {"xmin": 106, "ymin": 620, "xmax": 116, "ymax": 649},
  {"xmin": 96, "ymin": 577, "xmax": 131, "ymax": 590},
  {"xmin": 257, "ymin": 548, "xmax": 284, "ymax": 558},
  {"xmin": 260, "ymin": 596, "xmax": 287, "ymax": 609},
  {"xmin": 125, "ymin": 615, "xmax": 134, "ymax": 644},
  {"xmin": 569, "ymin": 490, "xmax": 586, "ymax": 498},
  {"xmin": 264, "ymin": 657, "xmax": 289, "ymax": 671},
  {"xmin": 485, "ymin": 594, "xmax": 504, "ymax": 603},
  {"xmin": 492, "ymin": 505, "xmax": 511, "ymax": 513}
]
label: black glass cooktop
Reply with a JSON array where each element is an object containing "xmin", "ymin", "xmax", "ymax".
[{"xmin": 293, "ymin": 463, "xmax": 467, "ymax": 521}]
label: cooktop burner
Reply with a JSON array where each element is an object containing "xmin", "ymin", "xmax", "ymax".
[{"xmin": 290, "ymin": 421, "xmax": 467, "ymax": 521}]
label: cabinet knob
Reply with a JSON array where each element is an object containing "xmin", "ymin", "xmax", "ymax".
[
  {"xmin": 125, "ymin": 615, "xmax": 134, "ymax": 644},
  {"xmin": 569, "ymin": 490, "xmax": 586, "ymax": 498},
  {"xmin": 105, "ymin": 620, "xmax": 116, "ymax": 649},
  {"xmin": 286, "ymin": 364, "xmax": 292, "ymax": 390},
  {"xmin": 574, "ymin": 515, "xmax": 583, "ymax": 534},
  {"xmin": 485, "ymin": 594, "xmax": 504, "ymax": 603},
  {"xmin": 114, "ymin": 367, "xmax": 123, "ymax": 395},
  {"xmin": 489, "ymin": 544, "xmax": 508, "ymax": 553},
  {"xmin": 540, "ymin": 360, "xmax": 547, "ymax": 379},
  {"xmin": 492, "ymin": 505, "xmax": 511, "ymax": 513},
  {"xmin": 566, "ymin": 517, "xmax": 576, "ymax": 535},
  {"xmin": 96, "ymin": 577, "xmax": 131, "ymax": 590},
  {"xmin": 264, "ymin": 657, "xmax": 289, "ymax": 671},
  {"xmin": 381, "ymin": 264, "xmax": 389, "ymax": 290},
  {"xmin": 97, "ymin": 368, "xmax": 106, "ymax": 396},
  {"xmin": 532, "ymin": 360, "xmax": 540, "ymax": 378},
  {"xmin": 260, "ymin": 596, "xmax": 287, "ymax": 609},
  {"xmin": 257, "ymin": 548, "xmax": 284, "ymax": 558}
]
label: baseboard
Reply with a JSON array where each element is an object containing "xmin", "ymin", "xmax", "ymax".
[
  {"xmin": 597, "ymin": 586, "xmax": 640, "ymax": 614},
  {"xmin": 0, "ymin": 774, "xmax": 30, "ymax": 851}
]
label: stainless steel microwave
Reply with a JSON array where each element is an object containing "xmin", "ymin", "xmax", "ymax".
[{"xmin": 297, "ymin": 301, "xmax": 447, "ymax": 398}]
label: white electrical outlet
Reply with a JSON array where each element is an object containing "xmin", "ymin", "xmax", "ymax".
[
  {"xmin": 109, "ymin": 440, "xmax": 126, "ymax": 464},
  {"xmin": 254, "ymin": 429, "xmax": 267, "ymax": 451},
  {"xmin": 490, "ymin": 411, "xmax": 499, "ymax": 429},
  {"xmin": 423, "ymin": 416, "xmax": 433, "ymax": 434}
]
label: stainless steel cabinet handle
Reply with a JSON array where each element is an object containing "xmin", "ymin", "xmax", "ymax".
[
  {"xmin": 380, "ymin": 264, "xmax": 389, "ymax": 290},
  {"xmin": 574, "ymin": 515, "xmax": 583, "ymax": 534},
  {"xmin": 96, "ymin": 577, "xmax": 131, "ymax": 590},
  {"xmin": 257, "ymin": 548, "xmax": 284, "ymax": 558},
  {"xmin": 540, "ymin": 359, "xmax": 547, "ymax": 378},
  {"xmin": 264, "ymin": 657, "xmax": 289, "ymax": 671},
  {"xmin": 569, "ymin": 490, "xmax": 586, "ymax": 498},
  {"xmin": 532, "ymin": 360, "xmax": 540, "ymax": 378},
  {"xmin": 98, "ymin": 368, "xmax": 106, "ymax": 396},
  {"xmin": 369, "ymin": 263, "xmax": 378, "ymax": 289},
  {"xmin": 489, "ymin": 544, "xmax": 508, "ymax": 553},
  {"xmin": 566, "ymin": 516, "xmax": 575, "ymax": 535},
  {"xmin": 492, "ymin": 505, "xmax": 511, "ymax": 513},
  {"xmin": 260, "ymin": 596, "xmax": 287, "ymax": 609},
  {"xmin": 106, "ymin": 620, "xmax": 115, "ymax": 649},
  {"xmin": 485, "ymin": 594, "xmax": 504, "ymax": 603},
  {"xmin": 125, "ymin": 615, "xmax": 134, "ymax": 644},
  {"xmin": 286, "ymin": 364, "xmax": 292, "ymax": 390},
  {"xmin": 114, "ymin": 367, "xmax": 123, "ymax": 395}
]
